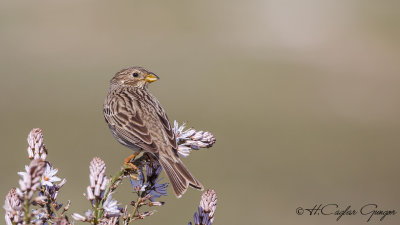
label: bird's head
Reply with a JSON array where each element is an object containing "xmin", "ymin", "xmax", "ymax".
[{"xmin": 111, "ymin": 66, "xmax": 159, "ymax": 89}]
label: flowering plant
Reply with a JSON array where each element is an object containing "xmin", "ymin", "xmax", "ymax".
[{"xmin": 4, "ymin": 123, "xmax": 217, "ymax": 225}]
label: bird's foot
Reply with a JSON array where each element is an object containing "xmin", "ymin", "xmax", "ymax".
[
  {"xmin": 125, "ymin": 162, "xmax": 137, "ymax": 171},
  {"xmin": 123, "ymin": 153, "xmax": 139, "ymax": 171}
]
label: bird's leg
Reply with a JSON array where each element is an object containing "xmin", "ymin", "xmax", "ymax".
[{"xmin": 123, "ymin": 152, "xmax": 139, "ymax": 171}]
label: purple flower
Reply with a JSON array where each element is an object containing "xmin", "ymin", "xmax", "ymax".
[
  {"xmin": 41, "ymin": 163, "xmax": 61, "ymax": 187},
  {"xmin": 103, "ymin": 194, "xmax": 121, "ymax": 217},
  {"xmin": 193, "ymin": 207, "xmax": 211, "ymax": 225},
  {"xmin": 4, "ymin": 188, "xmax": 23, "ymax": 225},
  {"xmin": 129, "ymin": 161, "xmax": 168, "ymax": 201},
  {"xmin": 27, "ymin": 128, "xmax": 47, "ymax": 160},
  {"xmin": 146, "ymin": 178, "xmax": 168, "ymax": 201},
  {"xmin": 188, "ymin": 190, "xmax": 217, "ymax": 225},
  {"xmin": 173, "ymin": 121, "xmax": 216, "ymax": 157},
  {"xmin": 200, "ymin": 189, "xmax": 217, "ymax": 223},
  {"xmin": 130, "ymin": 169, "xmax": 146, "ymax": 192},
  {"xmin": 89, "ymin": 157, "xmax": 109, "ymax": 198}
]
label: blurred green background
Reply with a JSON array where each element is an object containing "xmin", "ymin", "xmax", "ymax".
[{"xmin": 1, "ymin": 1, "xmax": 400, "ymax": 225}]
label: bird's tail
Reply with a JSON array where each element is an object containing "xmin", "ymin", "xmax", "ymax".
[{"xmin": 159, "ymin": 156, "xmax": 203, "ymax": 198}]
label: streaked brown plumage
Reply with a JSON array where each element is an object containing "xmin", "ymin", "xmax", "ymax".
[{"xmin": 103, "ymin": 66, "xmax": 203, "ymax": 197}]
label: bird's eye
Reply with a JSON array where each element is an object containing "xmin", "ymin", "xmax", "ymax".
[{"xmin": 132, "ymin": 72, "xmax": 139, "ymax": 77}]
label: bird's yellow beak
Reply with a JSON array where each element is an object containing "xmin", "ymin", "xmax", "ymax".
[{"xmin": 145, "ymin": 73, "xmax": 159, "ymax": 83}]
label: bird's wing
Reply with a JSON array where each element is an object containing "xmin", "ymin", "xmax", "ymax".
[
  {"xmin": 104, "ymin": 90, "xmax": 158, "ymax": 153},
  {"xmin": 151, "ymin": 96, "xmax": 178, "ymax": 150}
]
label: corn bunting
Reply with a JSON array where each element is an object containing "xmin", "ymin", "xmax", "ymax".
[{"xmin": 103, "ymin": 66, "xmax": 203, "ymax": 197}]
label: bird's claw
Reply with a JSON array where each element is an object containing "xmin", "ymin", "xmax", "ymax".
[{"xmin": 123, "ymin": 153, "xmax": 139, "ymax": 171}]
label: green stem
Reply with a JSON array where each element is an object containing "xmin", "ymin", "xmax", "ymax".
[
  {"xmin": 129, "ymin": 197, "xmax": 142, "ymax": 224},
  {"xmin": 97, "ymin": 166, "xmax": 127, "ymax": 219},
  {"xmin": 50, "ymin": 202, "xmax": 60, "ymax": 218},
  {"xmin": 23, "ymin": 194, "xmax": 30, "ymax": 224},
  {"xmin": 97, "ymin": 154, "xmax": 145, "ymax": 221},
  {"xmin": 94, "ymin": 198, "xmax": 99, "ymax": 225},
  {"xmin": 40, "ymin": 186, "xmax": 60, "ymax": 219}
]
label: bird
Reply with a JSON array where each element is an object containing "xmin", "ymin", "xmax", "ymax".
[{"xmin": 103, "ymin": 66, "xmax": 203, "ymax": 198}]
